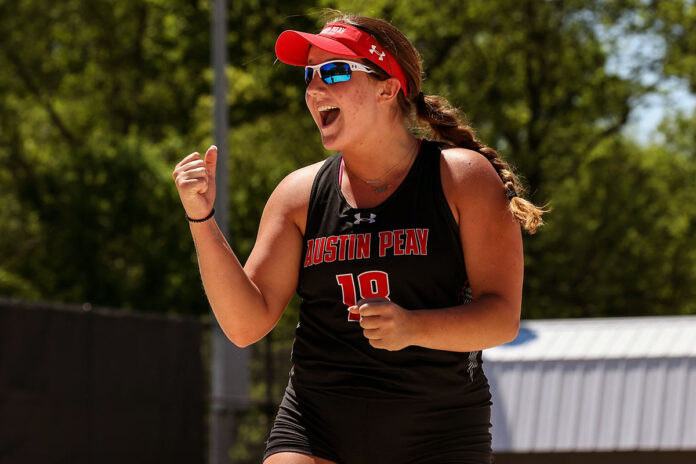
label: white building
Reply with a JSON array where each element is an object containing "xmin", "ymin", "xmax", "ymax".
[{"xmin": 484, "ymin": 316, "xmax": 696, "ymax": 461}]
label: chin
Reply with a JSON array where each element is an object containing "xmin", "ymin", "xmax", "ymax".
[{"xmin": 319, "ymin": 131, "xmax": 343, "ymax": 152}]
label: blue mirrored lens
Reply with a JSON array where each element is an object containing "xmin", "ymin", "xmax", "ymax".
[
  {"xmin": 305, "ymin": 62, "xmax": 352, "ymax": 86},
  {"xmin": 324, "ymin": 74, "xmax": 350, "ymax": 84},
  {"xmin": 304, "ymin": 68, "xmax": 314, "ymax": 85},
  {"xmin": 320, "ymin": 62, "xmax": 351, "ymax": 85}
]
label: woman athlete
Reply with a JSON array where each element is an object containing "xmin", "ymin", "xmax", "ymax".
[{"xmin": 173, "ymin": 13, "xmax": 544, "ymax": 464}]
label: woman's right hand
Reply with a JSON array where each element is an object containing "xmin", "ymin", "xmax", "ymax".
[{"xmin": 172, "ymin": 145, "xmax": 218, "ymax": 219}]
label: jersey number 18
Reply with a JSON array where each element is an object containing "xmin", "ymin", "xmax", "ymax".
[{"xmin": 336, "ymin": 271, "xmax": 391, "ymax": 321}]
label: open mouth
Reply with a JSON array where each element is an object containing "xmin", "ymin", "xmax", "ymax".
[{"xmin": 318, "ymin": 105, "xmax": 340, "ymax": 127}]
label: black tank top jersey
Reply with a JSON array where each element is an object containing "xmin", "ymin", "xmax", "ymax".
[{"xmin": 292, "ymin": 139, "xmax": 484, "ymax": 400}]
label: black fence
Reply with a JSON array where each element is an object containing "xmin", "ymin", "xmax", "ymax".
[{"xmin": 0, "ymin": 298, "xmax": 205, "ymax": 464}]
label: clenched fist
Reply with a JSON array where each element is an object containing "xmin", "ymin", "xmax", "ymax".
[
  {"xmin": 349, "ymin": 298, "xmax": 415, "ymax": 351},
  {"xmin": 172, "ymin": 145, "xmax": 218, "ymax": 220}
]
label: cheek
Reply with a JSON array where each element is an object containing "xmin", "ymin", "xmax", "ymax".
[
  {"xmin": 346, "ymin": 88, "xmax": 377, "ymax": 123},
  {"xmin": 353, "ymin": 88, "xmax": 371, "ymax": 105},
  {"xmin": 305, "ymin": 93, "xmax": 320, "ymax": 122}
]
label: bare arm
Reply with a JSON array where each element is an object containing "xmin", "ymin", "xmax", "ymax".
[
  {"xmin": 352, "ymin": 147, "xmax": 523, "ymax": 352},
  {"xmin": 408, "ymin": 147, "xmax": 523, "ymax": 350},
  {"xmin": 188, "ymin": 185, "xmax": 301, "ymax": 347},
  {"xmin": 173, "ymin": 146, "xmax": 319, "ymax": 347}
]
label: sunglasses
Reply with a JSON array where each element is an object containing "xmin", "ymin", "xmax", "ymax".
[{"xmin": 304, "ymin": 60, "xmax": 375, "ymax": 85}]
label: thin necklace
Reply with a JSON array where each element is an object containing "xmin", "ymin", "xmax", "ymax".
[{"xmin": 342, "ymin": 140, "xmax": 420, "ymax": 193}]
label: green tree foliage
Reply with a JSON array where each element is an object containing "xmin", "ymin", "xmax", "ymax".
[
  {"xmin": 0, "ymin": 0, "xmax": 322, "ymax": 314},
  {"xmin": 529, "ymin": 137, "xmax": 696, "ymax": 317},
  {"xmin": 0, "ymin": 0, "xmax": 214, "ymax": 313},
  {"xmin": 637, "ymin": 0, "xmax": 696, "ymax": 92}
]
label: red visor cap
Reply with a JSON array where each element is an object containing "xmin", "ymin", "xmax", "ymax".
[{"xmin": 275, "ymin": 22, "xmax": 409, "ymax": 96}]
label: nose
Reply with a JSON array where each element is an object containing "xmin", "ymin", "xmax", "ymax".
[{"xmin": 305, "ymin": 71, "xmax": 327, "ymax": 97}]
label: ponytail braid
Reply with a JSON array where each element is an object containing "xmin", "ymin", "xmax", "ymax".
[{"xmin": 414, "ymin": 92, "xmax": 546, "ymax": 234}]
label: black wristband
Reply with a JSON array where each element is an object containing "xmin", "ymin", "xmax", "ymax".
[{"xmin": 186, "ymin": 208, "xmax": 215, "ymax": 223}]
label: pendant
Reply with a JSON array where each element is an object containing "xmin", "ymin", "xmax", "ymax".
[{"xmin": 374, "ymin": 185, "xmax": 388, "ymax": 193}]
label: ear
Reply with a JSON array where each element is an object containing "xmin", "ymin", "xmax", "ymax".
[{"xmin": 376, "ymin": 77, "xmax": 402, "ymax": 104}]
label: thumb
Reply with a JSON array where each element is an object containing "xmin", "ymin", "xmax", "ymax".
[{"xmin": 205, "ymin": 145, "xmax": 218, "ymax": 179}]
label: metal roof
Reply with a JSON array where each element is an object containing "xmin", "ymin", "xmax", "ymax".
[
  {"xmin": 483, "ymin": 316, "xmax": 696, "ymax": 452},
  {"xmin": 484, "ymin": 315, "xmax": 696, "ymax": 361}
]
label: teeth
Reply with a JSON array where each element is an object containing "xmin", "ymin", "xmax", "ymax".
[{"xmin": 318, "ymin": 105, "xmax": 339, "ymax": 112}]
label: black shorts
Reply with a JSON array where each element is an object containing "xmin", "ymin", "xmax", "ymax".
[{"xmin": 264, "ymin": 379, "xmax": 492, "ymax": 464}]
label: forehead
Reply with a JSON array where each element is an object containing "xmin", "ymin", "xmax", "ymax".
[{"xmin": 306, "ymin": 46, "xmax": 353, "ymax": 65}]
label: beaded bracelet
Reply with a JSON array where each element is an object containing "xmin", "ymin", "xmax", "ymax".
[{"xmin": 186, "ymin": 208, "xmax": 215, "ymax": 223}]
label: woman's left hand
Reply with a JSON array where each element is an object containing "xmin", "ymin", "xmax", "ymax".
[{"xmin": 349, "ymin": 298, "xmax": 414, "ymax": 351}]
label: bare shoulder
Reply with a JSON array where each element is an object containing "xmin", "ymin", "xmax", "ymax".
[
  {"xmin": 440, "ymin": 146, "xmax": 503, "ymax": 193},
  {"xmin": 268, "ymin": 159, "xmax": 326, "ymax": 235},
  {"xmin": 439, "ymin": 146, "xmax": 506, "ymax": 222}
]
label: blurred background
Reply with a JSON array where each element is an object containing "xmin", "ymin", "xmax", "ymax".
[{"xmin": 0, "ymin": 0, "xmax": 695, "ymax": 463}]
